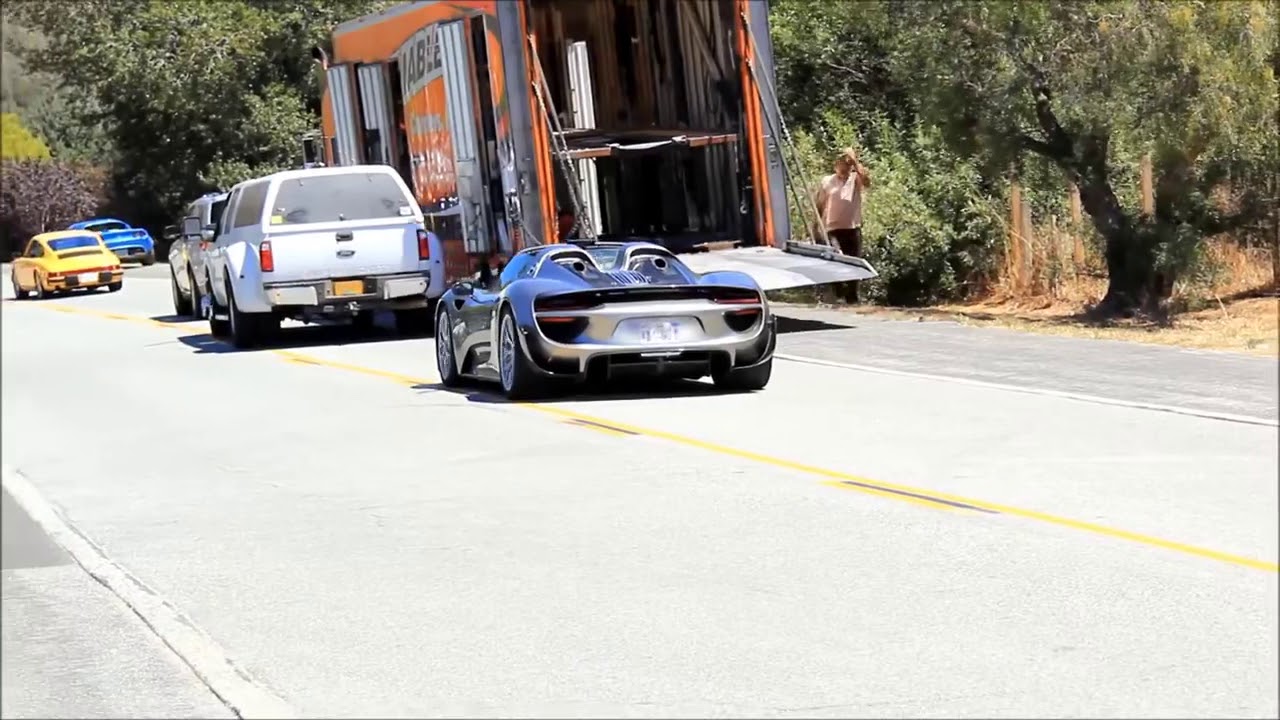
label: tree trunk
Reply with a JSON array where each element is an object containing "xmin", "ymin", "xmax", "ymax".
[{"xmin": 1073, "ymin": 136, "xmax": 1163, "ymax": 318}]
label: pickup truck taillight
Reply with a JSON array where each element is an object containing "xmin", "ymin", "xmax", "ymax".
[
  {"xmin": 417, "ymin": 228, "xmax": 431, "ymax": 261},
  {"xmin": 259, "ymin": 241, "xmax": 274, "ymax": 273}
]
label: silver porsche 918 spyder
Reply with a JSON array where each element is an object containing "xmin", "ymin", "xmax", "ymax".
[{"xmin": 434, "ymin": 241, "xmax": 777, "ymax": 399}]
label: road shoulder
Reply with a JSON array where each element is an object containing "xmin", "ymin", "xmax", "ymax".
[{"xmin": 1, "ymin": 485, "xmax": 235, "ymax": 720}]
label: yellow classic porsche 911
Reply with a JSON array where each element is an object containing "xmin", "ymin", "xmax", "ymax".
[{"xmin": 9, "ymin": 230, "xmax": 125, "ymax": 299}]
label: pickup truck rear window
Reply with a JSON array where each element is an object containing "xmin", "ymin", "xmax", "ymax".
[{"xmin": 270, "ymin": 173, "xmax": 413, "ymax": 226}]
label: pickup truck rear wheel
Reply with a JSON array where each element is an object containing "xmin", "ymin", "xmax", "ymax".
[
  {"xmin": 171, "ymin": 269, "xmax": 192, "ymax": 315},
  {"xmin": 226, "ymin": 283, "xmax": 270, "ymax": 350},
  {"xmin": 394, "ymin": 307, "xmax": 433, "ymax": 337},
  {"xmin": 208, "ymin": 277, "xmax": 231, "ymax": 337},
  {"xmin": 185, "ymin": 269, "xmax": 202, "ymax": 319}
]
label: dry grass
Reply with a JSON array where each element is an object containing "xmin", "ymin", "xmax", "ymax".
[{"xmin": 883, "ymin": 238, "xmax": 1279, "ymax": 357}]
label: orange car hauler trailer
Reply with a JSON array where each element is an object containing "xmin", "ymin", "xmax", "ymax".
[{"xmin": 318, "ymin": 0, "xmax": 878, "ymax": 291}]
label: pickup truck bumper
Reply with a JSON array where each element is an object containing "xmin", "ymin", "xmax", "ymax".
[{"xmin": 263, "ymin": 272, "xmax": 430, "ymax": 311}]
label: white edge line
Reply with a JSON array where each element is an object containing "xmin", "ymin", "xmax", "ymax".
[
  {"xmin": 774, "ymin": 353, "xmax": 1280, "ymax": 428},
  {"xmin": 1, "ymin": 465, "xmax": 297, "ymax": 720}
]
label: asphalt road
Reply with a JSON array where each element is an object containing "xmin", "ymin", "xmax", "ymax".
[
  {"xmin": 2, "ymin": 489, "xmax": 234, "ymax": 719},
  {"xmin": 1, "ymin": 265, "xmax": 1276, "ymax": 718}
]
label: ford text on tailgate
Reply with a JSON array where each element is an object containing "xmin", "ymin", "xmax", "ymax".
[{"xmin": 263, "ymin": 171, "xmax": 428, "ymax": 284}]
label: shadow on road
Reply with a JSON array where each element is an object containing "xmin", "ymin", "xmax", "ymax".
[
  {"xmin": 149, "ymin": 314, "xmax": 197, "ymax": 325},
  {"xmin": 775, "ymin": 314, "xmax": 853, "ymax": 334},
  {"xmin": 408, "ymin": 376, "xmax": 739, "ymax": 405},
  {"xmin": 174, "ymin": 323, "xmax": 426, "ymax": 355}
]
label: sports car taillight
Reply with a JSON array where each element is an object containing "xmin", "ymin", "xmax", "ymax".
[
  {"xmin": 259, "ymin": 241, "xmax": 274, "ymax": 273},
  {"xmin": 534, "ymin": 295, "xmax": 600, "ymax": 312},
  {"xmin": 417, "ymin": 228, "xmax": 431, "ymax": 260},
  {"xmin": 710, "ymin": 288, "xmax": 761, "ymax": 305}
]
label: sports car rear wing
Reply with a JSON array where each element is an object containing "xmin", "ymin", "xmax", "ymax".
[{"xmin": 678, "ymin": 241, "xmax": 878, "ymax": 292}]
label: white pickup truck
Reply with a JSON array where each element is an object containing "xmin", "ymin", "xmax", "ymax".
[{"xmin": 197, "ymin": 165, "xmax": 446, "ymax": 349}]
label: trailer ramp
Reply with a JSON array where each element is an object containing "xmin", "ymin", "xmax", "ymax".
[{"xmin": 679, "ymin": 241, "xmax": 878, "ymax": 292}]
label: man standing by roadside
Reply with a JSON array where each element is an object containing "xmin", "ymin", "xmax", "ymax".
[{"xmin": 815, "ymin": 147, "xmax": 872, "ymax": 302}]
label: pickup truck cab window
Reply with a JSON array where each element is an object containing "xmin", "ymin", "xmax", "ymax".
[{"xmin": 233, "ymin": 182, "xmax": 269, "ymax": 229}]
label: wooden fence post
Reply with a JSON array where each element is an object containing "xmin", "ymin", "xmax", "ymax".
[
  {"xmin": 1140, "ymin": 154, "xmax": 1154, "ymax": 216},
  {"xmin": 1019, "ymin": 193, "xmax": 1036, "ymax": 293},
  {"xmin": 1009, "ymin": 181, "xmax": 1024, "ymax": 292},
  {"xmin": 1068, "ymin": 183, "xmax": 1085, "ymax": 268}
]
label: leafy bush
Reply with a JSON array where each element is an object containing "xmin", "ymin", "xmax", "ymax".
[
  {"xmin": 0, "ymin": 159, "xmax": 105, "ymax": 255},
  {"xmin": 790, "ymin": 115, "xmax": 1003, "ymax": 306}
]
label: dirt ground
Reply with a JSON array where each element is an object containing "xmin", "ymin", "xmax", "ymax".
[
  {"xmin": 847, "ymin": 293, "xmax": 1279, "ymax": 357},
  {"xmin": 788, "ymin": 240, "xmax": 1279, "ymax": 358}
]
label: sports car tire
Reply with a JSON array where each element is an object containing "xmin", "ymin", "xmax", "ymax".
[
  {"xmin": 712, "ymin": 356, "xmax": 773, "ymax": 392},
  {"xmin": 171, "ymin": 269, "xmax": 192, "ymax": 316},
  {"xmin": 140, "ymin": 252, "xmax": 156, "ymax": 266},
  {"xmin": 497, "ymin": 307, "xmax": 547, "ymax": 401},
  {"xmin": 11, "ymin": 273, "xmax": 29, "ymax": 300},
  {"xmin": 435, "ymin": 308, "xmax": 461, "ymax": 387},
  {"xmin": 107, "ymin": 281, "xmax": 123, "ymax": 293},
  {"xmin": 33, "ymin": 275, "xmax": 47, "ymax": 300}
]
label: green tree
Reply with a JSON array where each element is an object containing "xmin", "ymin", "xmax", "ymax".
[
  {"xmin": 11, "ymin": 0, "xmax": 392, "ymax": 229},
  {"xmin": 885, "ymin": 0, "xmax": 1279, "ymax": 316},
  {"xmin": 0, "ymin": 112, "xmax": 51, "ymax": 160},
  {"xmin": 770, "ymin": 0, "xmax": 1007, "ymax": 306}
]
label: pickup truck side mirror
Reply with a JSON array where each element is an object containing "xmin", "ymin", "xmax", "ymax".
[
  {"xmin": 181, "ymin": 216, "xmax": 203, "ymax": 239},
  {"xmin": 162, "ymin": 225, "xmax": 180, "ymax": 242}
]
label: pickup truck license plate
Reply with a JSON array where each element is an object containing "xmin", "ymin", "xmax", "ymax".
[{"xmin": 332, "ymin": 280, "xmax": 364, "ymax": 297}]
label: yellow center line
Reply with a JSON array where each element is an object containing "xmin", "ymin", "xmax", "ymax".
[
  {"xmin": 263, "ymin": 348, "xmax": 1280, "ymax": 572},
  {"xmin": 24, "ymin": 302, "xmax": 1280, "ymax": 573}
]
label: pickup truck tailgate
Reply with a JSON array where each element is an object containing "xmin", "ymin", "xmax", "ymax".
[{"xmin": 264, "ymin": 220, "xmax": 424, "ymax": 283}]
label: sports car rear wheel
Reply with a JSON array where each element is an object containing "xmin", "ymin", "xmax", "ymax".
[
  {"xmin": 498, "ymin": 307, "xmax": 547, "ymax": 401},
  {"xmin": 11, "ymin": 273, "xmax": 29, "ymax": 300},
  {"xmin": 435, "ymin": 308, "xmax": 461, "ymax": 387},
  {"xmin": 712, "ymin": 356, "xmax": 773, "ymax": 392}
]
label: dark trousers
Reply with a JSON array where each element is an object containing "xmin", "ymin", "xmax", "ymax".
[{"xmin": 828, "ymin": 227, "xmax": 863, "ymax": 302}]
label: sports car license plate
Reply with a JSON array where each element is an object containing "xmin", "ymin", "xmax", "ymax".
[
  {"xmin": 332, "ymin": 280, "xmax": 364, "ymax": 297},
  {"xmin": 77, "ymin": 272, "xmax": 97, "ymax": 284},
  {"xmin": 638, "ymin": 319, "xmax": 683, "ymax": 343}
]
